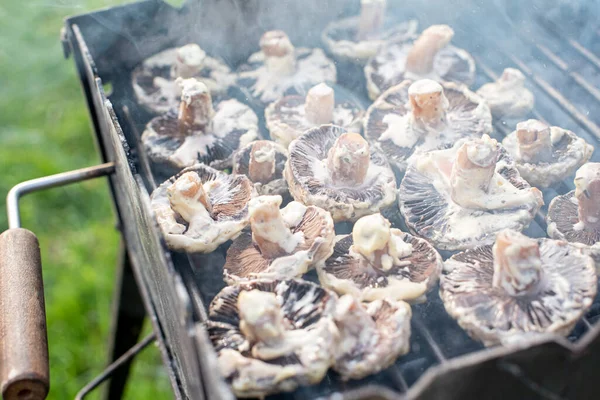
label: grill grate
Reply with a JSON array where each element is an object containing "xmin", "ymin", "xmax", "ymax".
[{"xmin": 116, "ymin": 3, "xmax": 600, "ymax": 398}]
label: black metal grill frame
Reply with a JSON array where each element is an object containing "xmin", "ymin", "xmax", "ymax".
[{"xmin": 61, "ymin": 1, "xmax": 600, "ymax": 399}]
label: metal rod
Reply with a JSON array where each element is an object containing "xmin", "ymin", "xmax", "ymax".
[
  {"xmin": 75, "ymin": 333, "xmax": 156, "ymax": 400},
  {"xmin": 7, "ymin": 162, "xmax": 115, "ymax": 229}
]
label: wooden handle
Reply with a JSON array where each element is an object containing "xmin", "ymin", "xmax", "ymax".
[{"xmin": 0, "ymin": 228, "xmax": 49, "ymax": 400}]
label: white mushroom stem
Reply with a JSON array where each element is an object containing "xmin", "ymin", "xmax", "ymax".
[
  {"xmin": 167, "ymin": 172, "xmax": 213, "ymax": 235},
  {"xmin": 177, "ymin": 78, "xmax": 214, "ymax": 133},
  {"xmin": 249, "ymin": 195, "xmax": 303, "ymax": 258},
  {"xmin": 248, "ymin": 141, "xmax": 278, "ymax": 184},
  {"xmin": 497, "ymin": 68, "xmax": 526, "ymax": 89},
  {"xmin": 408, "ymin": 79, "xmax": 449, "ymax": 132},
  {"xmin": 450, "ymin": 135, "xmax": 499, "ymax": 207},
  {"xmin": 238, "ymin": 290, "xmax": 286, "ymax": 346},
  {"xmin": 516, "ymin": 119, "xmax": 553, "ymax": 163},
  {"xmin": 327, "ymin": 133, "xmax": 370, "ymax": 186},
  {"xmin": 492, "ymin": 230, "xmax": 542, "ymax": 296},
  {"xmin": 574, "ymin": 163, "xmax": 600, "ymax": 229},
  {"xmin": 173, "ymin": 44, "xmax": 207, "ymax": 78},
  {"xmin": 334, "ymin": 295, "xmax": 377, "ymax": 340},
  {"xmin": 351, "ymin": 214, "xmax": 413, "ymax": 272},
  {"xmin": 356, "ymin": 0, "xmax": 386, "ymax": 41},
  {"xmin": 405, "ymin": 25, "xmax": 454, "ymax": 75},
  {"xmin": 305, "ymin": 83, "xmax": 335, "ymax": 125},
  {"xmin": 260, "ymin": 30, "xmax": 296, "ymax": 76}
]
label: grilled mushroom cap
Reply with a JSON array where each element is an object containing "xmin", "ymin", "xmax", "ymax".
[
  {"xmin": 365, "ymin": 25, "xmax": 475, "ymax": 100},
  {"xmin": 207, "ymin": 279, "xmax": 337, "ymax": 397},
  {"xmin": 233, "ymin": 140, "xmax": 289, "ymax": 197},
  {"xmin": 476, "ymin": 68, "xmax": 534, "ymax": 119},
  {"xmin": 318, "ymin": 214, "xmax": 442, "ymax": 303},
  {"xmin": 150, "ymin": 164, "xmax": 254, "ymax": 253},
  {"xmin": 321, "ymin": 0, "xmax": 418, "ymax": 65},
  {"xmin": 364, "ymin": 79, "xmax": 492, "ymax": 172},
  {"xmin": 285, "ymin": 125, "xmax": 397, "ymax": 222},
  {"xmin": 142, "ymin": 78, "xmax": 259, "ymax": 173},
  {"xmin": 502, "ymin": 119, "xmax": 594, "ymax": 188},
  {"xmin": 132, "ymin": 43, "xmax": 233, "ymax": 114},
  {"xmin": 332, "ymin": 294, "xmax": 411, "ymax": 380},
  {"xmin": 265, "ymin": 83, "xmax": 364, "ymax": 148},
  {"xmin": 547, "ymin": 163, "xmax": 600, "ymax": 246},
  {"xmin": 440, "ymin": 230, "xmax": 597, "ymax": 346},
  {"xmin": 237, "ymin": 31, "xmax": 337, "ymax": 106},
  {"xmin": 399, "ymin": 135, "xmax": 543, "ymax": 251},
  {"xmin": 223, "ymin": 195, "xmax": 335, "ymax": 283}
]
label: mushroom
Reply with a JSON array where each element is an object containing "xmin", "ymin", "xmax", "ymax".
[
  {"xmin": 232, "ymin": 140, "xmax": 289, "ymax": 198},
  {"xmin": 207, "ymin": 279, "xmax": 338, "ymax": 397},
  {"xmin": 223, "ymin": 195, "xmax": 335, "ymax": 283},
  {"xmin": 317, "ymin": 214, "xmax": 442, "ymax": 303},
  {"xmin": 150, "ymin": 164, "xmax": 254, "ymax": 253},
  {"xmin": 440, "ymin": 229, "xmax": 597, "ymax": 346},
  {"xmin": 547, "ymin": 163, "xmax": 600, "ymax": 246},
  {"xmin": 321, "ymin": 0, "xmax": 418, "ymax": 65},
  {"xmin": 502, "ymin": 119, "xmax": 594, "ymax": 188},
  {"xmin": 332, "ymin": 294, "xmax": 411, "ymax": 380},
  {"xmin": 132, "ymin": 43, "xmax": 234, "ymax": 114},
  {"xmin": 364, "ymin": 25, "xmax": 475, "ymax": 100},
  {"xmin": 237, "ymin": 30, "xmax": 337, "ymax": 106},
  {"xmin": 476, "ymin": 68, "xmax": 534, "ymax": 119},
  {"xmin": 142, "ymin": 78, "xmax": 259, "ymax": 174},
  {"xmin": 364, "ymin": 79, "xmax": 492, "ymax": 172},
  {"xmin": 399, "ymin": 135, "xmax": 544, "ymax": 251},
  {"xmin": 265, "ymin": 83, "xmax": 364, "ymax": 148},
  {"xmin": 285, "ymin": 125, "xmax": 397, "ymax": 222}
]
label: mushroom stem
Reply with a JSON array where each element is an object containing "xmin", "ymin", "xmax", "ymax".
[
  {"xmin": 356, "ymin": 0, "xmax": 386, "ymax": 41},
  {"xmin": 492, "ymin": 230, "xmax": 542, "ymax": 296},
  {"xmin": 167, "ymin": 171, "xmax": 213, "ymax": 224},
  {"xmin": 351, "ymin": 214, "xmax": 412, "ymax": 271},
  {"xmin": 248, "ymin": 141, "xmax": 278, "ymax": 184},
  {"xmin": 450, "ymin": 135, "xmax": 499, "ymax": 207},
  {"xmin": 177, "ymin": 78, "xmax": 214, "ymax": 133},
  {"xmin": 334, "ymin": 295, "xmax": 377, "ymax": 338},
  {"xmin": 327, "ymin": 133, "xmax": 370, "ymax": 186},
  {"xmin": 405, "ymin": 25, "xmax": 454, "ymax": 76},
  {"xmin": 497, "ymin": 68, "xmax": 526, "ymax": 89},
  {"xmin": 516, "ymin": 119, "xmax": 553, "ymax": 163},
  {"xmin": 260, "ymin": 30, "xmax": 296, "ymax": 76},
  {"xmin": 173, "ymin": 44, "xmax": 206, "ymax": 78},
  {"xmin": 408, "ymin": 80, "xmax": 449, "ymax": 132},
  {"xmin": 249, "ymin": 196, "xmax": 303, "ymax": 259},
  {"xmin": 574, "ymin": 163, "xmax": 600, "ymax": 229},
  {"xmin": 238, "ymin": 290, "xmax": 286, "ymax": 346},
  {"xmin": 305, "ymin": 83, "xmax": 335, "ymax": 125}
]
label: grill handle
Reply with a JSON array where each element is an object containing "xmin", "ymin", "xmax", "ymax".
[
  {"xmin": 0, "ymin": 228, "xmax": 49, "ymax": 400},
  {"xmin": 0, "ymin": 163, "xmax": 115, "ymax": 400}
]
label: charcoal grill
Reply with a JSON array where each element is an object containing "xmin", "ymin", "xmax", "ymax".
[{"xmin": 2, "ymin": 0, "xmax": 600, "ymax": 399}]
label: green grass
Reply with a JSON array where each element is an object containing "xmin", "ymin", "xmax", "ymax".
[{"xmin": 0, "ymin": 1, "xmax": 172, "ymax": 398}]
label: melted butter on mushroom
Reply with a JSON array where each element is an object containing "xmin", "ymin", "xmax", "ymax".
[
  {"xmin": 132, "ymin": 43, "xmax": 234, "ymax": 114},
  {"xmin": 223, "ymin": 195, "xmax": 334, "ymax": 282},
  {"xmin": 237, "ymin": 31, "xmax": 337, "ymax": 105},
  {"xmin": 365, "ymin": 25, "xmax": 475, "ymax": 100},
  {"xmin": 400, "ymin": 135, "xmax": 543, "ymax": 250},
  {"xmin": 265, "ymin": 83, "xmax": 364, "ymax": 148},
  {"xmin": 476, "ymin": 68, "xmax": 534, "ymax": 119},
  {"xmin": 207, "ymin": 279, "xmax": 337, "ymax": 397},
  {"xmin": 502, "ymin": 119, "xmax": 594, "ymax": 188},
  {"xmin": 321, "ymin": 0, "xmax": 418, "ymax": 65},
  {"xmin": 332, "ymin": 294, "xmax": 411, "ymax": 380},
  {"xmin": 365, "ymin": 79, "xmax": 492, "ymax": 172},
  {"xmin": 547, "ymin": 163, "xmax": 600, "ymax": 246},
  {"xmin": 440, "ymin": 229, "xmax": 597, "ymax": 346},
  {"xmin": 233, "ymin": 140, "xmax": 289, "ymax": 197},
  {"xmin": 150, "ymin": 164, "xmax": 254, "ymax": 253},
  {"xmin": 142, "ymin": 78, "xmax": 259, "ymax": 173},
  {"xmin": 285, "ymin": 125, "xmax": 397, "ymax": 222},
  {"xmin": 318, "ymin": 214, "xmax": 442, "ymax": 302}
]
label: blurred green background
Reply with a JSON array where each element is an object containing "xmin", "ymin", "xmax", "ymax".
[{"xmin": 0, "ymin": 1, "xmax": 172, "ymax": 398}]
